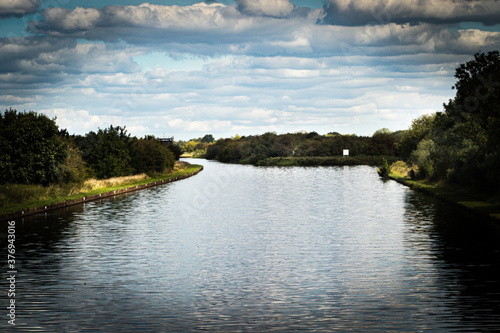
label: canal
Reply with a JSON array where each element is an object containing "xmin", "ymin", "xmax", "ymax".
[{"xmin": 2, "ymin": 159, "xmax": 500, "ymax": 332}]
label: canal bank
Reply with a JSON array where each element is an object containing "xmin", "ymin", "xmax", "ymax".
[
  {"xmin": 387, "ymin": 170, "xmax": 500, "ymax": 222},
  {"xmin": 0, "ymin": 163, "xmax": 203, "ymax": 221}
]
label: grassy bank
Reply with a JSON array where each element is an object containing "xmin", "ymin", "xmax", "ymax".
[
  {"xmin": 256, "ymin": 156, "xmax": 398, "ymax": 167},
  {"xmin": 0, "ymin": 161, "xmax": 202, "ymax": 218},
  {"xmin": 388, "ymin": 161, "xmax": 500, "ymax": 221}
]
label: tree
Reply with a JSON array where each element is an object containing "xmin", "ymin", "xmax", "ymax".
[
  {"xmin": 410, "ymin": 139, "xmax": 436, "ymax": 179},
  {"xmin": 77, "ymin": 125, "xmax": 133, "ymax": 179},
  {"xmin": 201, "ymin": 134, "xmax": 215, "ymax": 143},
  {"xmin": 166, "ymin": 144, "xmax": 183, "ymax": 160},
  {"xmin": 438, "ymin": 51, "xmax": 500, "ymax": 191},
  {"xmin": 396, "ymin": 114, "xmax": 436, "ymax": 159},
  {"xmin": 0, "ymin": 109, "xmax": 67, "ymax": 185},
  {"xmin": 58, "ymin": 137, "xmax": 89, "ymax": 183},
  {"xmin": 402, "ymin": 51, "xmax": 500, "ymax": 192},
  {"xmin": 183, "ymin": 140, "xmax": 198, "ymax": 153},
  {"xmin": 131, "ymin": 137, "xmax": 174, "ymax": 174},
  {"xmin": 369, "ymin": 129, "xmax": 395, "ymax": 156}
]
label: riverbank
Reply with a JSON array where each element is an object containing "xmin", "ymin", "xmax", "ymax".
[
  {"xmin": 0, "ymin": 161, "xmax": 203, "ymax": 221},
  {"xmin": 256, "ymin": 156, "xmax": 398, "ymax": 167},
  {"xmin": 387, "ymin": 162, "xmax": 500, "ymax": 221}
]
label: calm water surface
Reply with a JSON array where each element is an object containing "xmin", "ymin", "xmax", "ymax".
[{"xmin": 2, "ymin": 159, "xmax": 500, "ymax": 332}]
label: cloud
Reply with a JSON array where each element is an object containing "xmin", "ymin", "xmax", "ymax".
[
  {"xmin": 28, "ymin": 3, "xmax": 323, "ymax": 56},
  {"xmin": 2, "ymin": 1, "xmax": 500, "ymax": 140},
  {"xmin": 236, "ymin": 0, "xmax": 295, "ymax": 17},
  {"xmin": 324, "ymin": 0, "xmax": 500, "ymax": 26},
  {"xmin": 0, "ymin": 36, "xmax": 140, "ymax": 84},
  {"xmin": 0, "ymin": 0, "xmax": 39, "ymax": 18},
  {"xmin": 26, "ymin": 2, "xmax": 500, "ymax": 60}
]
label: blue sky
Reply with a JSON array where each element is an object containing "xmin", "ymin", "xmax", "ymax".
[{"xmin": 1, "ymin": 0, "xmax": 499, "ymax": 140}]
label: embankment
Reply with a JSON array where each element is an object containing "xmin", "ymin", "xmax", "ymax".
[
  {"xmin": 0, "ymin": 164, "xmax": 203, "ymax": 221},
  {"xmin": 388, "ymin": 172, "xmax": 500, "ymax": 222}
]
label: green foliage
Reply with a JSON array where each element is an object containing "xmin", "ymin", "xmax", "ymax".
[
  {"xmin": 58, "ymin": 138, "xmax": 89, "ymax": 183},
  {"xmin": 206, "ymin": 131, "xmax": 394, "ymax": 165},
  {"xmin": 0, "ymin": 109, "xmax": 67, "ymax": 185},
  {"xmin": 131, "ymin": 137, "xmax": 175, "ymax": 175},
  {"xmin": 166, "ymin": 144, "xmax": 183, "ymax": 160},
  {"xmin": 378, "ymin": 158, "xmax": 390, "ymax": 178},
  {"xmin": 183, "ymin": 140, "xmax": 198, "ymax": 152},
  {"xmin": 396, "ymin": 113, "xmax": 436, "ymax": 159},
  {"xmin": 369, "ymin": 132, "xmax": 395, "ymax": 156},
  {"xmin": 201, "ymin": 134, "xmax": 215, "ymax": 143},
  {"xmin": 410, "ymin": 139, "xmax": 436, "ymax": 179},
  {"xmin": 373, "ymin": 128, "xmax": 392, "ymax": 135},
  {"xmin": 76, "ymin": 125, "xmax": 133, "ymax": 179},
  {"xmin": 403, "ymin": 51, "xmax": 500, "ymax": 193}
]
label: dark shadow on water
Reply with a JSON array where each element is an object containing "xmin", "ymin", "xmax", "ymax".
[{"xmin": 404, "ymin": 191, "xmax": 500, "ymax": 330}]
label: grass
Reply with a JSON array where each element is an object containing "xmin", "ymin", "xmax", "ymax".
[
  {"xmin": 0, "ymin": 161, "xmax": 202, "ymax": 216},
  {"xmin": 388, "ymin": 161, "xmax": 500, "ymax": 221}
]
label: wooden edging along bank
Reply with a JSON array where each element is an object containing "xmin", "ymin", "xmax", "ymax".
[{"xmin": 0, "ymin": 166, "xmax": 203, "ymax": 221}]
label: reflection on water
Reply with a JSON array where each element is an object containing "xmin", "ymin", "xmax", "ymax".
[{"xmin": 1, "ymin": 159, "xmax": 500, "ymax": 332}]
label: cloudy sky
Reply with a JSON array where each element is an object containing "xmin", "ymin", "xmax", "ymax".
[{"xmin": 1, "ymin": 0, "xmax": 499, "ymax": 140}]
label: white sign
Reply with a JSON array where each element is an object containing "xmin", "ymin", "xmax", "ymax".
[{"xmin": 343, "ymin": 149, "xmax": 349, "ymax": 156}]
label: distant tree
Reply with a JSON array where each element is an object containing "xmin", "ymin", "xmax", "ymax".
[
  {"xmin": 306, "ymin": 131, "xmax": 319, "ymax": 139},
  {"xmin": 369, "ymin": 131, "xmax": 395, "ymax": 156},
  {"xmin": 373, "ymin": 128, "xmax": 392, "ymax": 135},
  {"xmin": 201, "ymin": 134, "xmax": 215, "ymax": 143},
  {"xmin": 0, "ymin": 109, "xmax": 67, "ymax": 185},
  {"xmin": 183, "ymin": 140, "xmax": 198, "ymax": 153}
]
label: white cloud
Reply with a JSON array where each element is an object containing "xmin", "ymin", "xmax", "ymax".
[
  {"xmin": 2, "ymin": 1, "xmax": 499, "ymax": 140},
  {"xmin": 0, "ymin": 0, "xmax": 39, "ymax": 17}
]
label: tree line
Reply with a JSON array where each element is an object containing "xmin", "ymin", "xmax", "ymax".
[
  {"xmin": 2, "ymin": 51, "xmax": 497, "ymax": 193},
  {"xmin": 205, "ymin": 129, "xmax": 398, "ymax": 164},
  {"xmin": 397, "ymin": 50, "xmax": 500, "ymax": 194},
  {"xmin": 206, "ymin": 51, "xmax": 499, "ymax": 195},
  {"xmin": 0, "ymin": 110, "xmax": 182, "ymax": 186}
]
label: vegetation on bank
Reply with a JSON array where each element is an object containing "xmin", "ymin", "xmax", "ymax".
[
  {"xmin": 389, "ymin": 51, "xmax": 500, "ymax": 195},
  {"xmin": 386, "ymin": 162, "xmax": 500, "ymax": 220},
  {"xmin": 205, "ymin": 129, "xmax": 398, "ymax": 165},
  {"xmin": 177, "ymin": 134, "xmax": 214, "ymax": 158},
  {"xmin": 377, "ymin": 51, "xmax": 500, "ymax": 219},
  {"xmin": 0, "ymin": 162, "xmax": 202, "ymax": 216},
  {"xmin": 0, "ymin": 109, "xmax": 198, "ymax": 215},
  {"xmin": 1, "ymin": 110, "xmax": 185, "ymax": 186}
]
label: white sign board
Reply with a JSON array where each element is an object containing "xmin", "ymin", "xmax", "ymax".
[{"xmin": 343, "ymin": 149, "xmax": 349, "ymax": 156}]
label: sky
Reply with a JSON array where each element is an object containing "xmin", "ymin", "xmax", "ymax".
[{"xmin": 1, "ymin": 0, "xmax": 500, "ymax": 140}]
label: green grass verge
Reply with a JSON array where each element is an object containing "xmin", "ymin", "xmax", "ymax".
[
  {"xmin": 388, "ymin": 162, "xmax": 500, "ymax": 221},
  {"xmin": 0, "ymin": 164, "xmax": 202, "ymax": 216}
]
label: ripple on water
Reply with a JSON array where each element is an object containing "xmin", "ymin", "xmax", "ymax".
[{"xmin": 3, "ymin": 160, "xmax": 500, "ymax": 332}]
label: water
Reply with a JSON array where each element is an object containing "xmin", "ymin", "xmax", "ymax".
[{"xmin": 2, "ymin": 159, "xmax": 500, "ymax": 332}]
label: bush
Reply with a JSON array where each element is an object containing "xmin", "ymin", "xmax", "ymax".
[{"xmin": 131, "ymin": 138, "xmax": 175, "ymax": 175}]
